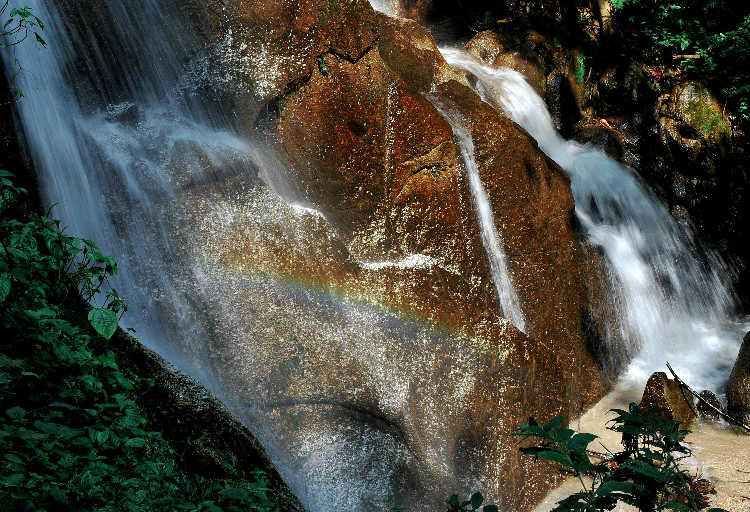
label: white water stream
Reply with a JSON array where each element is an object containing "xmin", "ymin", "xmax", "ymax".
[
  {"xmin": 4, "ymin": 1, "xmax": 749, "ymax": 509},
  {"xmin": 433, "ymin": 104, "xmax": 526, "ymax": 331},
  {"xmin": 441, "ymin": 48, "xmax": 748, "ymax": 393}
]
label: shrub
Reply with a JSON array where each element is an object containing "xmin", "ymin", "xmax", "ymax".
[
  {"xmin": 514, "ymin": 403, "xmax": 727, "ymax": 512},
  {"xmin": 613, "ymin": 0, "xmax": 750, "ymax": 122}
]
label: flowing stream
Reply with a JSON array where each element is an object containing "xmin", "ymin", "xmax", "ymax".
[
  {"xmin": 433, "ymin": 104, "xmax": 526, "ymax": 331},
  {"xmin": 440, "ymin": 48, "xmax": 748, "ymax": 392},
  {"xmin": 4, "ymin": 1, "xmax": 749, "ymax": 509}
]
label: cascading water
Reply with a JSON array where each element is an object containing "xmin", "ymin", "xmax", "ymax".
[
  {"xmin": 1, "ymin": 0, "xmax": 253, "ymax": 385},
  {"xmin": 432, "ymin": 104, "xmax": 526, "ymax": 331},
  {"xmin": 6, "ymin": 0, "xmax": 748, "ymax": 509},
  {"xmin": 2, "ymin": 3, "xmax": 511, "ymax": 510},
  {"xmin": 440, "ymin": 48, "xmax": 749, "ymax": 392}
]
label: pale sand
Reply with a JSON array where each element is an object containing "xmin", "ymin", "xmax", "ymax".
[{"xmin": 532, "ymin": 383, "xmax": 750, "ymax": 512}]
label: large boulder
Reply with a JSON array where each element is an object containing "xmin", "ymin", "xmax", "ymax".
[
  {"xmin": 232, "ymin": 2, "xmax": 609, "ymax": 509},
  {"xmin": 657, "ymin": 81, "xmax": 732, "ymax": 175},
  {"xmin": 49, "ymin": 0, "xmax": 611, "ymax": 510},
  {"xmin": 727, "ymin": 332, "xmax": 750, "ymax": 424},
  {"xmin": 183, "ymin": 1, "xmax": 608, "ymax": 509}
]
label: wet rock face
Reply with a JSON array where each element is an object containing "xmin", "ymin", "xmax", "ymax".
[
  {"xmin": 55, "ymin": 0, "xmax": 608, "ymax": 510},
  {"xmin": 727, "ymin": 332, "xmax": 750, "ymax": 423},
  {"xmin": 657, "ymin": 81, "xmax": 731, "ymax": 173},
  {"xmin": 640, "ymin": 372, "xmax": 696, "ymax": 428},
  {"xmin": 647, "ymin": 82, "xmax": 749, "ymax": 308},
  {"xmin": 214, "ymin": 2, "xmax": 606, "ymax": 509},
  {"xmin": 464, "ymin": 30, "xmax": 546, "ymax": 96}
]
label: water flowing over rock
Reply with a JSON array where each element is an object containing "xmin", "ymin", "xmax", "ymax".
[
  {"xmin": 440, "ymin": 48, "xmax": 748, "ymax": 394},
  {"xmin": 5, "ymin": 0, "xmax": 747, "ymax": 511}
]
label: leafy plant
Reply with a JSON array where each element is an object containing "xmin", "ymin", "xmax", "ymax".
[
  {"xmin": 0, "ymin": 171, "xmax": 288, "ymax": 511},
  {"xmin": 447, "ymin": 492, "xmax": 499, "ymax": 512},
  {"xmin": 1, "ymin": 3, "xmax": 47, "ymax": 97},
  {"xmin": 514, "ymin": 403, "xmax": 727, "ymax": 512},
  {"xmin": 1, "ymin": 2, "xmax": 46, "ymax": 48},
  {"xmin": 611, "ymin": 0, "xmax": 750, "ymax": 122}
]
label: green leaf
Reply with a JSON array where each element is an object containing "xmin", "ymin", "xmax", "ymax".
[
  {"xmin": 516, "ymin": 424, "xmax": 553, "ymax": 441},
  {"xmin": 0, "ymin": 274, "xmax": 10, "ymax": 302},
  {"xmin": 553, "ymin": 428, "xmax": 575, "ymax": 442},
  {"xmin": 520, "ymin": 448, "xmax": 575, "ymax": 469},
  {"xmin": 483, "ymin": 506, "xmax": 499, "ymax": 512},
  {"xmin": 4, "ymin": 474, "xmax": 24, "ymax": 486},
  {"xmin": 621, "ymin": 459, "xmax": 666, "ymax": 481},
  {"xmin": 125, "ymin": 437, "xmax": 147, "ymax": 448},
  {"xmin": 4, "ymin": 453, "xmax": 23, "ymax": 464},
  {"xmin": 96, "ymin": 430, "xmax": 109, "ymax": 446},
  {"xmin": 567, "ymin": 433, "xmax": 597, "ymax": 453},
  {"xmin": 6, "ymin": 406, "xmax": 26, "ymax": 420},
  {"xmin": 471, "ymin": 492, "xmax": 483, "ymax": 509},
  {"xmin": 88, "ymin": 307, "xmax": 119, "ymax": 339},
  {"xmin": 595, "ymin": 480, "xmax": 637, "ymax": 495},
  {"xmin": 663, "ymin": 503, "xmax": 691, "ymax": 511},
  {"xmin": 543, "ymin": 416, "xmax": 565, "ymax": 432},
  {"xmin": 49, "ymin": 402, "xmax": 77, "ymax": 410}
]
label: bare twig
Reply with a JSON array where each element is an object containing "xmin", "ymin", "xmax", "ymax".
[
  {"xmin": 599, "ymin": 441, "xmax": 615, "ymax": 455},
  {"xmin": 666, "ymin": 362, "xmax": 750, "ymax": 433}
]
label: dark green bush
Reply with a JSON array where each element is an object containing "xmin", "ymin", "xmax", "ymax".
[{"xmin": 615, "ymin": 0, "xmax": 750, "ymax": 122}]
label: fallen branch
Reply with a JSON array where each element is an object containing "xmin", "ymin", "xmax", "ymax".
[
  {"xmin": 673, "ymin": 54, "xmax": 702, "ymax": 60},
  {"xmin": 666, "ymin": 362, "xmax": 750, "ymax": 433}
]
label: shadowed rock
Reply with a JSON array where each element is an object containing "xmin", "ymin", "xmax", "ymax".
[{"xmin": 727, "ymin": 332, "xmax": 750, "ymax": 424}]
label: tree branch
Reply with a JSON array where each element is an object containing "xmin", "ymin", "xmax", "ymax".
[{"xmin": 666, "ymin": 362, "xmax": 750, "ymax": 433}]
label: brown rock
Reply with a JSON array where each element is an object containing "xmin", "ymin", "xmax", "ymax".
[
  {"xmin": 697, "ymin": 390, "xmax": 723, "ymax": 420},
  {"xmin": 61, "ymin": 1, "xmax": 611, "ymax": 510},
  {"xmin": 464, "ymin": 30, "xmax": 546, "ymax": 96},
  {"xmin": 657, "ymin": 81, "xmax": 732, "ymax": 175},
  {"xmin": 245, "ymin": 3, "xmax": 608, "ymax": 509},
  {"xmin": 727, "ymin": 332, "xmax": 750, "ymax": 424},
  {"xmin": 640, "ymin": 372, "xmax": 697, "ymax": 428}
]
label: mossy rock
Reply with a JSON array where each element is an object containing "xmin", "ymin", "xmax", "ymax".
[{"xmin": 670, "ymin": 81, "xmax": 731, "ymax": 143}]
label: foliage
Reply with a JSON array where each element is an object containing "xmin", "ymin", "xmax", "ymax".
[
  {"xmin": 446, "ymin": 492, "xmax": 499, "ymax": 512},
  {"xmin": 1, "ymin": 3, "xmax": 47, "ymax": 97},
  {"xmin": 0, "ymin": 171, "xmax": 285, "ymax": 511},
  {"xmin": 514, "ymin": 403, "xmax": 727, "ymax": 512},
  {"xmin": 612, "ymin": 0, "xmax": 750, "ymax": 121},
  {"xmin": 1, "ymin": 2, "xmax": 46, "ymax": 48}
]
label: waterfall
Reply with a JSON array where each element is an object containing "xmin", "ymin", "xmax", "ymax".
[
  {"xmin": 441, "ymin": 48, "xmax": 748, "ymax": 392},
  {"xmin": 1, "ymin": 4, "xmax": 502, "ymax": 510},
  {"xmin": 5, "ymin": 0, "xmax": 748, "ymax": 508},
  {"xmin": 433, "ymin": 104, "xmax": 526, "ymax": 331},
  {"xmin": 1, "ymin": 0, "xmax": 243, "ymax": 383}
]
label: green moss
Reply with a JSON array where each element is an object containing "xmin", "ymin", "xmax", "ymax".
[
  {"xmin": 677, "ymin": 83, "xmax": 731, "ymax": 140},
  {"xmin": 685, "ymin": 95, "xmax": 730, "ymax": 139}
]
